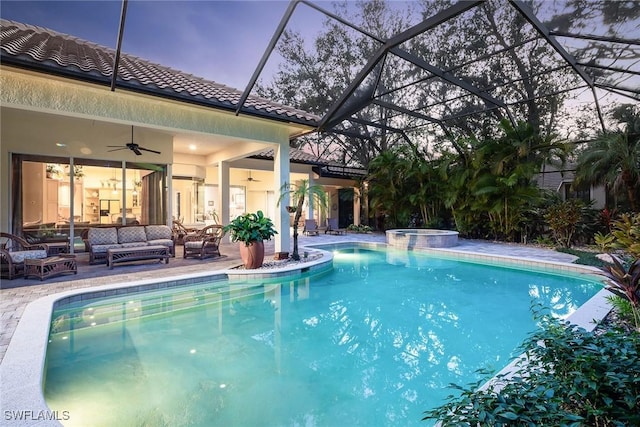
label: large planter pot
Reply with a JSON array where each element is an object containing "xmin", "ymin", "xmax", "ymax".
[{"xmin": 239, "ymin": 240, "xmax": 265, "ymax": 269}]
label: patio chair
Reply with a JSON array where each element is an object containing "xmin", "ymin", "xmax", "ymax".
[
  {"xmin": 172, "ymin": 220, "xmax": 198, "ymax": 245},
  {"xmin": 325, "ymin": 218, "xmax": 346, "ymax": 235},
  {"xmin": 0, "ymin": 232, "xmax": 48, "ymax": 279},
  {"xmin": 303, "ymin": 219, "xmax": 319, "ymax": 236},
  {"xmin": 183, "ymin": 225, "xmax": 224, "ymax": 259}
]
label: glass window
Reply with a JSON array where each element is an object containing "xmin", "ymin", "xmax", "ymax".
[
  {"xmin": 229, "ymin": 185, "xmax": 246, "ymax": 220},
  {"xmin": 13, "ymin": 154, "xmax": 167, "ymax": 252}
]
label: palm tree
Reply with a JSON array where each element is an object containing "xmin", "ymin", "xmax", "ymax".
[
  {"xmin": 575, "ymin": 104, "xmax": 640, "ymax": 212},
  {"xmin": 278, "ymin": 179, "xmax": 328, "ymax": 260}
]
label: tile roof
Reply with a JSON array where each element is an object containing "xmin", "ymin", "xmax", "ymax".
[
  {"xmin": 251, "ymin": 148, "xmax": 366, "ymax": 179},
  {"xmin": 0, "ymin": 19, "xmax": 320, "ymax": 127}
]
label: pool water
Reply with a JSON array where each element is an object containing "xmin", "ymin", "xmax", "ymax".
[{"xmin": 45, "ymin": 247, "xmax": 602, "ymax": 426}]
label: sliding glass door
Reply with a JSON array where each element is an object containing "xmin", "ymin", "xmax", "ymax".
[{"xmin": 13, "ymin": 154, "xmax": 167, "ymax": 252}]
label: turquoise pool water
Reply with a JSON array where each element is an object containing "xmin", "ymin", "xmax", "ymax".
[{"xmin": 45, "ymin": 247, "xmax": 602, "ymax": 426}]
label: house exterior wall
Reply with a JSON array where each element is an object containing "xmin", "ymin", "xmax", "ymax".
[{"xmin": 0, "ymin": 67, "xmax": 294, "ymax": 246}]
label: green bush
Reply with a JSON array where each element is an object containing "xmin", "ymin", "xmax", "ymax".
[
  {"xmin": 601, "ymin": 256, "xmax": 640, "ymax": 329},
  {"xmin": 346, "ymin": 224, "xmax": 372, "ymax": 233},
  {"xmin": 544, "ymin": 199, "xmax": 583, "ymax": 248},
  {"xmin": 423, "ymin": 309, "xmax": 640, "ymax": 426},
  {"xmin": 610, "ymin": 213, "xmax": 640, "ymax": 258}
]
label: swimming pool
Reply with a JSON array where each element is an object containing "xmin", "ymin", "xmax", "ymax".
[{"xmin": 44, "ymin": 246, "xmax": 603, "ymax": 426}]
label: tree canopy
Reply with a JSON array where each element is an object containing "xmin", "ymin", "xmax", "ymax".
[{"xmin": 256, "ymin": 0, "xmax": 639, "ymax": 169}]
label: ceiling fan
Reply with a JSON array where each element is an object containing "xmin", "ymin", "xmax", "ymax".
[
  {"xmin": 243, "ymin": 171, "xmax": 261, "ymax": 182},
  {"xmin": 107, "ymin": 126, "xmax": 161, "ymax": 156}
]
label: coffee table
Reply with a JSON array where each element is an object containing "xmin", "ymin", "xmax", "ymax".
[
  {"xmin": 24, "ymin": 255, "xmax": 77, "ymax": 281},
  {"xmin": 107, "ymin": 245, "xmax": 170, "ymax": 269}
]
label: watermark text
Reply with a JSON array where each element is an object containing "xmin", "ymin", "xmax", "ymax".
[{"xmin": 4, "ymin": 410, "xmax": 70, "ymax": 422}]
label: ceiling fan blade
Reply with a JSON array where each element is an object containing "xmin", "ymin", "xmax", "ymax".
[
  {"xmin": 107, "ymin": 147, "xmax": 127, "ymax": 152},
  {"xmin": 132, "ymin": 147, "xmax": 142, "ymax": 155},
  {"xmin": 138, "ymin": 147, "xmax": 161, "ymax": 154}
]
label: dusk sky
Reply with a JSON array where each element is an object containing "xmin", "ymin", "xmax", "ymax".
[{"xmin": 0, "ymin": 0, "xmax": 336, "ymax": 90}]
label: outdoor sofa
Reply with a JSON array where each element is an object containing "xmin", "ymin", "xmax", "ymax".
[{"xmin": 85, "ymin": 225, "xmax": 175, "ymax": 264}]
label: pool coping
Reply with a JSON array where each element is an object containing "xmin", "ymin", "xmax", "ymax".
[{"xmin": 0, "ymin": 243, "xmax": 611, "ymax": 426}]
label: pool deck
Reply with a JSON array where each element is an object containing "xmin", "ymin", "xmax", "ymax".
[{"xmin": 0, "ymin": 233, "xmax": 613, "ymax": 427}]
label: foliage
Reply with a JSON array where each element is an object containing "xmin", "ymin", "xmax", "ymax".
[
  {"xmin": 423, "ymin": 310, "xmax": 640, "ymax": 426},
  {"xmin": 443, "ymin": 120, "xmax": 570, "ymax": 241},
  {"xmin": 594, "ymin": 231, "xmax": 616, "ymax": 253},
  {"xmin": 278, "ymin": 180, "xmax": 328, "ymax": 260},
  {"xmin": 367, "ymin": 146, "xmax": 447, "ymax": 229},
  {"xmin": 544, "ymin": 199, "xmax": 583, "ymax": 248},
  {"xmin": 257, "ymin": 0, "xmax": 415, "ymax": 166},
  {"xmin": 606, "ymin": 295, "xmax": 638, "ymax": 328},
  {"xmin": 556, "ymin": 247, "xmax": 608, "ymax": 268},
  {"xmin": 609, "ymin": 213, "xmax": 640, "ymax": 259},
  {"xmin": 258, "ymin": 1, "xmax": 591, "ymax": 166},
  {"xmin": 600, "ymin": 256, "xmax": 640, "ymax": 329},
  {"xmin": 574, "ymin": 104, "xmax": 640, "ymax": 211},
  {"xmin": 346, "ymin": 224, "xmax": 372, "ymax": 233},
  {"xmin": 223, "ymin": 211, "xmax": 277, "ymax": 246}
]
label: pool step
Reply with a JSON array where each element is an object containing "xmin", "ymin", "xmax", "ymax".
[{"xmin": 50, "ymin": 283, "xmax": 267, "ymax": 334}]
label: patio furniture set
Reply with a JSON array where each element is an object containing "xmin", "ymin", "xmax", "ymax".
[
  {"xmin": 1, "ymin": 223, "xmax": 224, "ymax": 281},
  {"xmin": 1, "ymin": 232, "xmax": 75, "ymax": 281}
]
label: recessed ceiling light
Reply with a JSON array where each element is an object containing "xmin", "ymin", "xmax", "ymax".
[
  {"xmin": 56, "ymin": 142, "xmax": 66, "ymax": 147},
  {"xmin": 189, "ymin": 144, "xmax": 197, "ymax": 151}
]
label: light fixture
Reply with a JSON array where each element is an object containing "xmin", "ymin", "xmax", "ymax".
[{"xmin": 189, "ymin": 144, "xmax": 197, "ymax": 151}]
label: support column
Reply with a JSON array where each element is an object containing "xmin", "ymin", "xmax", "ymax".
[
  {"xmin": 274, "ymin": 142, "xmax": 290, "ymax": 254},
  {"xmin": 218, "ymin": 161, "xmax": 230, "ymax": 243},
  {"xmin": 166, "ymin": 164, "xmax": 173, "ymax": 226},
  {"xmin": 353, "ymin": 185, "xmax": 361, "ymax": 226},
  {"xmin": 307, "ymin": 172, "xmax": 315, "ymax": 221}
]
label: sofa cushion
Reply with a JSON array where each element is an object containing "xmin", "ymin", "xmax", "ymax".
[
  {"xmin": 120, "ymin": 242, "xmax": 149, "ymax": 248},
  {"xmin": 145, "ymin": 225, "xmax": 172, "ymax": 241},
  {"xmin": 118, "ymin": 226, "xmax": 147, "ymax": 244},
  {"xmin": 88, "ymin": 228, "xmax": 118, "ymax": 245},
  {"xmin": 8, "ymin": 249, "xmax": 47, "ymax": 263},
  {"xmin": 91, "ymin": 244, "xmax": 122, "ymax": 254},
  {"xmin": 147, "ymin": 239, "xmax": 173, "ymax": 247}
]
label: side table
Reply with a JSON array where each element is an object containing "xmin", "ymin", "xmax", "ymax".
[
  {"xmin": 24, "ymin": 255, "xmax": 77, "ymax": 281},
  {"xmin": 44, "ymin": 241, "xmax": 70, "ymax": 256}
]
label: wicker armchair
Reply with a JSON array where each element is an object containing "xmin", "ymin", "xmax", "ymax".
[
  {"xmin": 183, "ymin": 225, "xmax": 224, "ymax": 259},
  {"xmin": 0, "ymin": 232, "xmax": 48, "ymax": 279},
  {"xmin": 172, "ymin": 220, "xmax": 198, "ymax": 245}
]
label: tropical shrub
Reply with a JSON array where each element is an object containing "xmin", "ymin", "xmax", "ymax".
[
  {"xmin": 594, "ymin": 231, "xmax": 616, "ymax": 252},
  {"xmin": 423, "ymin": 310, "xmax": 640, "ymax": 426},
  {"xmin": 606, "ymin": 295, "xmax": 638, "ymax": 329},
  {"xmin": 610, "ymin": 213, "xmax": 640, "ymax": 258},
  {"xmin": 346, "ymin": 224, "xmax": 372, "ymax": 233},
  {"xmin": 544, "ymin": 199, "xmax": 583, "ymax": 248},
  {"xmin": 278, "ymin": 180, "xmax": 328, "ymax": 260},
  {"xmin": 600, "ymin": 256, "xmax": 640, "ymax": 330}
]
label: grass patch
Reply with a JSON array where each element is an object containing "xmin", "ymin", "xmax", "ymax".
[{"xmin": 557, "ymin": 247, "xmax": 608, "ymax": 267}]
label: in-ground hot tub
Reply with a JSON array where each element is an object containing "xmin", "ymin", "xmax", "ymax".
[{"xmin": 386, "ymin": 229, "xmax": 459, "ymax": 249}]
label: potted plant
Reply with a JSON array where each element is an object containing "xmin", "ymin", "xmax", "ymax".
[{"xmin": 223, "ymin": 210, "xmax": 278, "ymax": 269}]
